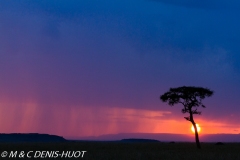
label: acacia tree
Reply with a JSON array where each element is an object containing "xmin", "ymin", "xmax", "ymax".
[{"xmin": 160, "ymin": 86, "xmax": 213, "ymax": 149}]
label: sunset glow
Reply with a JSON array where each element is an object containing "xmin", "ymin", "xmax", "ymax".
[
  {"xmin": 0, "ymin": 102, "xmax": 239, "ymax": 139},
  {"xmin": 191, "ymin": 124, "xmax": 201, "ymax": 133}
]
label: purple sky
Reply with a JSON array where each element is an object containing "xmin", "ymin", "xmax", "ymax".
[{"xmin": 0, "ymin": 0, "xmax": 240, "ymax": 138}]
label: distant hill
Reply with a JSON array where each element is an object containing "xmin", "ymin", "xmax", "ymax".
[
  {"xmin": 0, "ymin": 133, "xmax": 66, "ymax": 142},
  {"xmin": 76, "ymin": 133, "xmax": 193, "ymax": 142},
  {"xmin": 121, "ymin": 138, "xmax": 160, "ymax": 142},
  {"xmin": 75, "ymin": 133, "xmax": 240, "ymax": 142}
]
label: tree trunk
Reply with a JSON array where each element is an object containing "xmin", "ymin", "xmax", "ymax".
[{"xmin": 192, "ymin": 122, "xmax": 201, "ymax": 149}]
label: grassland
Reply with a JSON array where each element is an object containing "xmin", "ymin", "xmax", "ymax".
[{"xmin": 0, "ymin": 141, "xmax": 240, "ymax": 160}]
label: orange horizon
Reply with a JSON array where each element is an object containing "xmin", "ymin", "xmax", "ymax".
[{"xmin": 0, "ymin": 103, "xmax": 239, "ymax": 138}]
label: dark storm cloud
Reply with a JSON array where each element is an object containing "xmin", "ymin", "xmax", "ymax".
[{"xmin": 151, "ymin": 0, "xmax": 240, "ymax": 10}]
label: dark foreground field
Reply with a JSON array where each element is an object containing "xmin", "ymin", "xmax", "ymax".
[{"xmin": 0, "ymin": 141, "xmax": 240, "ymax": 160}]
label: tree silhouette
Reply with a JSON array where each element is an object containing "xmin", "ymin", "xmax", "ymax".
[{"xmin": 160, "ymin": 86, "xmax": 214, "ymax": 149}]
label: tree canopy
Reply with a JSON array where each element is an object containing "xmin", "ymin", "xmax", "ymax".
[{"xmin": 160, "ymin": 86, "xmax": 214, "ymax": 116}]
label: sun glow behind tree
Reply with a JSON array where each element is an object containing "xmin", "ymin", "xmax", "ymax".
[{"xmin": 191, "ymin": 124, "xmax": 201, "ymax": 133}]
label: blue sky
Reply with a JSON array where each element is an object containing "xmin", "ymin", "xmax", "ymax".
[{"xmin": 0, "ymin": 0, "xmax": 239, "ymax": 137}]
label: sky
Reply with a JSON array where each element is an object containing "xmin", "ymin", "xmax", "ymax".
[{"xmin": 0, "ymin": 0, "xmax": 240, "ymax": 139}]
